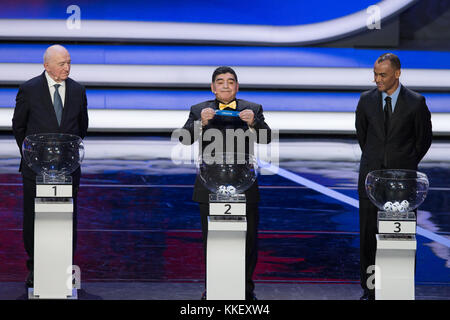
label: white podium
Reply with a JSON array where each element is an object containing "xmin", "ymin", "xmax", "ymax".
[
  {"xmin": 28, "ymin": 179, "xmax": 77, "ymax": 299},
  {"xmin": 206, "ymin": 194, "xmax": 247, "ymax": 300},
  {"xmin": 375, "ymin": 211, "xmax": 416, "ymax": 300}
]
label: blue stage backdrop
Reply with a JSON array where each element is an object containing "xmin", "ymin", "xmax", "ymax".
[{"xmin": 1, "ymin": 0, "xmax": 376, "ymax": 25}]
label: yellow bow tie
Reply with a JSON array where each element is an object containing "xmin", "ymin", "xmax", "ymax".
[{"xmin": 219, "ymin": 101, "xmax": 237, "ymax": 110}]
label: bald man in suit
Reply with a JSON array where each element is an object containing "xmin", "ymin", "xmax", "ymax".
[{"xmin": 12, "ymin": 45, "xmax": 88, "ymax": 288}]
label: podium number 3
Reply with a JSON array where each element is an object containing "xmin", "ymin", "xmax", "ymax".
[
  {"xmin": 224, "ymin": 204, "xmax": 231, "ymax": 214},
  {"xmin": 394, "ymin": 222, "xmax": 401, "ymax": 233},
  {"xmin": 52, "ymin": 186, "xmax": 57, "ymax": 196}
]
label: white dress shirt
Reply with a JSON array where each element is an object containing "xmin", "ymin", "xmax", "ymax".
[{"xmin": 45, "ymin": 71, "xmax": 65, "ymax": 107}]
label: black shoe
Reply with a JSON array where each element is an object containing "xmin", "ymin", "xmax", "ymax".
[
  {"xmin": 25, "ymin": 271, "xmax": 33, "ymax": 288},
  {"xmin": 201, "ymin": 291, "xmax": 257, "ymax": 300},
  {"xmin": 246, "ymin": 292, "xmax": 257, "ymax": 301},
  {"xmin": 360, "ymin": 291, "xmax": 375, "ymax": 300}
]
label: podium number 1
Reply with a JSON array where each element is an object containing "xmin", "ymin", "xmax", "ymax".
[
  {"xmin": 52, "ymin": 186, "xmax": 57, "ymax": 196},
  {"xmin": 394, "ymin": 222, "xmax": 401, "ymax": 233},
  {"xmin": 224, "ymin": 204, "xmax": 231, "ymax": 214}
]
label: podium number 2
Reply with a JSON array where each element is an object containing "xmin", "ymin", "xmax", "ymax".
[
  {"xmin": 394, "ymin": 222, "xmax": 401, "ymax": 233},
  {"xmin": 224, "ymin": 204, "xmax": 231, "ymax": 214},
  {"xmin": 52, "ymin": 186, "xmax": 57, "ymax": 196}
]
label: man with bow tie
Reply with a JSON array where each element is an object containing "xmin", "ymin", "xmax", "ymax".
[
  {"xmin": 180, "ymin": 66, "xmax": 271, "ymax": 300},
  {"xmin": 355, "ymin": 53, "xmax": 432, "ymax": 300}
]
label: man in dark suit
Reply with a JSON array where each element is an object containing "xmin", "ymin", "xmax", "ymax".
[
  {"xmin": 12, "ymin": 44, "xmax": 89, "ymax": 287},
  {"xmin": 355, "ymin": 53, "xmax": 432, "ymax": 300},
  {"xmin": 180, "ymin": 66, "xmax": 271, "ymax": 300}
]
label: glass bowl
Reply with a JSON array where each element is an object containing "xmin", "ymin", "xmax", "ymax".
[
  {"xmin": 22, "ymin": 133, "xmax": 85, "ymax": 181},
  {"xmin": 365, "ymin": 169, "xmax": 429, "ymax": 213},
  {"xmin": 197, "ymin": 152, "xmax": 258, "ymax": 196}
]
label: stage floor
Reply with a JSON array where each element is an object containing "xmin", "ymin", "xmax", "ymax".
[
  {"xmin": 0, "ymin": 135, "xmax": 448, "ymax": 300},
  {"xmin": 0, "ymin": 282, "xmax": 448, "ymax": 300}
]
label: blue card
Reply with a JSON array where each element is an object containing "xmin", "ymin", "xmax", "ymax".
[{"xmin": 215, "ymin": 110, "xmax": 240, "ymax": 117}]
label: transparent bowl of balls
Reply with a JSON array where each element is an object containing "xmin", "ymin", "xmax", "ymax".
[
  {"xmin": 365, "ymin": 169, "xmax": 429, "ymax": 214},
  {"xmin": 197, "ymin": 152, "xmax": 258, "ymax": 197},
  {"xmin": 22, "ymin": 133, "xmax": 85, "ymax": 182}
]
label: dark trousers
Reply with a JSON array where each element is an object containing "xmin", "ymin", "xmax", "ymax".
[
  {"xmin": 199, "ymin": 202, "xmax": 259, "ymax": 297},
  {"xmin": 22, "ymin": 174, "xmax": 80, "ymax": 271},
  {"xmin": 359, "ymin": 197, "xmax": 378, "ymax": 296}
]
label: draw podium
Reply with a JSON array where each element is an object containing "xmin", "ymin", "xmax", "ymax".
[
  {"xmin": 375, "ymin": 211, "xmax": 417, "ymax": 300},
  {"xmin": 22, "ymin": 133, "xmax": 84, "ymax": 300},
  {"xmin": 206, "ymin": 194, "xmax": 247, "ymax": 300},
  {"xmin": 29, "ymin": 177, "xmax": 77, "ymax": 299},
  {"xmin": 365, "ymin": 169, "xmax": 429, "ymax": 301},
  {"xmin": 197, "ymin": 152, "xmax": 257, "ymax": 301}
]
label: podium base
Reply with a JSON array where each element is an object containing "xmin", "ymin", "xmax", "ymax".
[
  {"xmin": 28, "ymin": 288, "xmax": 78, "ymax": 300},
  {"xmin": 206, "ymin": 216, "xmax": 246, "ymax": 300},
  {"xmin": 375, "ymin": 234, "xmax": 416, "ymax": 300}
]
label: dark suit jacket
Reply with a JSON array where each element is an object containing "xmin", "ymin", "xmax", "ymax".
[
  {"xmin": 181, "ymin": 99, "xmax": 271, "ymax": 203},
  {"xmin": 12, "ymin": 71, "xmax": 89, "ymax": 179},
  {"xmin": 355, "ymin": 85, "xmax": 432, "ymax": 198}
]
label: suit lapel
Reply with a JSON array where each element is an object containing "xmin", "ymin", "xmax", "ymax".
[
  {"xmin": 236, "ymin": 99, "xmax": 245, "ymax": 112},
  {"xmin": 388, "ymin": 85, "xmax": 406, "ymax": 136},
  {"xmin": 60, "ymin": 78, "xmax": 71, "ymax": 128},
  {"xmin": 40, "ymin": 72, "xmax": 60, "ymax": 128},
  {"xmin": 208, "ymin": 100, "xmax": 218, "ymax": 112},
  {"xmin": 372, "ymin": 90, "xmax": 386, "ymax": 139}
]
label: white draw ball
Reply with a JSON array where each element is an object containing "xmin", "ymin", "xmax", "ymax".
[
  {"xmin": 218, "ymin": 185, "xmax": 229, "ymax": 195},
  {"xmin": 400, "ymin": 200, "xmax": 409, "ymax": 211},
  {"xmin": 391, "ymin": 202, "xmax": 401, "ymax": 213},
  {"xmin": 383, "ymin": 201, "xmax": 393, "ymax": 211},
  {"xmin": 226, "ymin": 185, "xmax": 236, "ymax": 195}
]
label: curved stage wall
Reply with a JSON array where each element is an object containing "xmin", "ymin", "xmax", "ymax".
[{"xmin": 0, "ymin": 0, "xmax": 449, "ymax": 135}]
